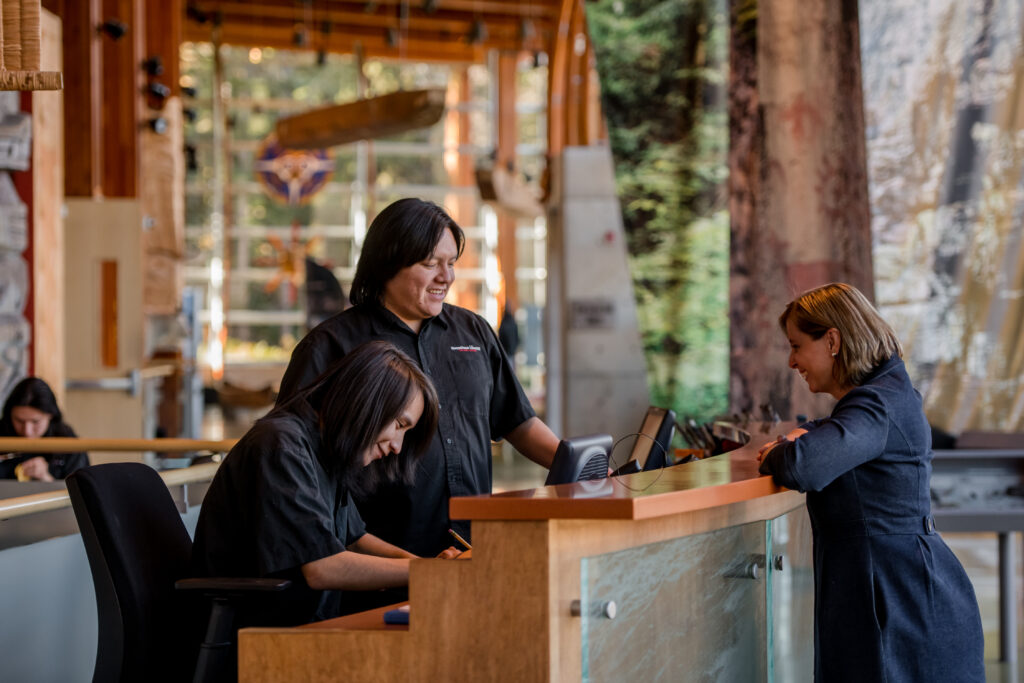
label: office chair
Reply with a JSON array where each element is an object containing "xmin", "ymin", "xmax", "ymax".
[{"xmin": 67, "ymin": 463, "xmax": 289, "ymax": 683}]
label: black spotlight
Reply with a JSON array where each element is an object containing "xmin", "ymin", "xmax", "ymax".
[
  {"xmin": 466, "ymin": 19, "xmax": 487, "ymax": 45},
  {"xmin": 184, "ymin": 144, "xmax": 198, "ymax": 172},
  {"xmin": 141, "ymin": 56, "xmax": 164, "ymax": 76},
  {"xmin": 147, "ymin": 82, "xmax": 171, "ymax": 98},
  {"xmin": 98, "ymin": 19, "xmax": 128, "ymax": 39}
]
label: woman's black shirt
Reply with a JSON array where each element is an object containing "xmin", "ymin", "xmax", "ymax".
[{"xmin": 191, "ymin": 398, "xmax": 366, "ymax": 626}]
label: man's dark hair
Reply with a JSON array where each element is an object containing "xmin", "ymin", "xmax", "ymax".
[
  {"xmin": 1, "ymin": 377, "xmax": 65, "ymax": 436},
  {"xmin": 350, "ymin": 198, "xmax": 465, "ymax": 306},
  {"xmin": 308, "ymin": 340, "xmax": 439, "ymax": 495}
]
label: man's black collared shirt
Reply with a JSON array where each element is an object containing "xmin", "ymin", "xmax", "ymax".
[{"xmin": 277, "ymin": 303, "xmax": 535, "ymax": 556}]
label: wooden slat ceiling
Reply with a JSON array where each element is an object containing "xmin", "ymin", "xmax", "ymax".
[{"xmin": 183, "ymin": 0, "xmax": 565, "ymax": 63}]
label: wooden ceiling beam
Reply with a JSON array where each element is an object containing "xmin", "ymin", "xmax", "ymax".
[
  {"xmin": 185, "ymin": 21, "xmax": 519, "ymax": 63},
  {"xmin": 184, "ymin": 18, "xmax": 548, "ymax": 61},
  {"xmin": 278, "ymin": 0, "xmax": 560, "ymax": 20},
  {"xmin": 188, "ymin": 0, "xmax": 558, "ymax": 34},
  {"xmin": 185, "ymin": 11, "xmax": 557, "ymax": 50}
]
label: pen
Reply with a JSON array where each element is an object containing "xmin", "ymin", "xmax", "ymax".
[{"xmin": 448, "ymin": 528, "xmax": 472, "ymax": 551}]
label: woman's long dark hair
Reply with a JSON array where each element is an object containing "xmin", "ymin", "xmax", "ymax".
[
  {"xmin": 1, "ymin": 377, "xmax": 64, "ymax": 436},
  {"xmin": 349, "ymin": 198, "xmax": 465, "ymax": 307},
  {"xmin": 305, "ymin": 341, "xmax": 438, "ymax": 495}
]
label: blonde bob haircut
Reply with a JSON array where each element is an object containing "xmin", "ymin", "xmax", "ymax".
[{"xmin": 779, "ymin": 282, "xmax": 903, "ymax": 388}]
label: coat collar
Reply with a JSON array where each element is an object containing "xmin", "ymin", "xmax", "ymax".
[{"xmin": 859, "ymin": 353, "xmax": 903, "ymax": 385}]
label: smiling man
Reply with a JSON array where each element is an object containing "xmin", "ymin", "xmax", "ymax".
[{"xmin": 277, "ymin": 198, "xmax": 560, "ymax": 558}]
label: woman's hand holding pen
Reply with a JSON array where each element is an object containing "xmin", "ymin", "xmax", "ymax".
[
  {"xmin": 756, "ymin": 428, "xmax": 809, "ymax": 463},
  {"xmin": 436, "ymin": 547, "xmax": 461, "ymax": 559}
]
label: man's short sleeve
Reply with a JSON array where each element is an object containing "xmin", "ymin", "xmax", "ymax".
[{"xmin": 485, "ymin": 323, "xmax": 536, "ymax": 440}]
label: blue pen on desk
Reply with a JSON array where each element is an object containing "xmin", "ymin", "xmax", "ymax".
[{"xmin": 448, "ymin": 528, "xmax": 472, "ymax": 551}]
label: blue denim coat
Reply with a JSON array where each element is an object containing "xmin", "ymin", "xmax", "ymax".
[{"xmin": 760, "ymin": 356, "xmax": 984, "ymax": 682}]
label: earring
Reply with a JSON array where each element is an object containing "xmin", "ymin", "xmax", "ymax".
[{"xmin": 831, "ymin": 352, "xmax": 837, "ymax": 357}]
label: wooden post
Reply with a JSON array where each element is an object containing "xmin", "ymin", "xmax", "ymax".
[
  {"xmin": 31, "ymin": 7, "xmax": 64, "ymax": 400},
  {"xmin": 546, "ymin": 0, "xmax": 574, "ymax": 161},
  {"xmin": 565, "ymin": 0, "xmax": 586, "ymax": 148},
  {"xmin": 58, "ymin": 0, "xmax": 102, "ymax": 196},
  {"xmin": 99, "ymin": 0, "xmax": 142, "ymax": 197},
  {"xmin": 496, "ymin": 51, "xmax": 518, "ymax": 312}
]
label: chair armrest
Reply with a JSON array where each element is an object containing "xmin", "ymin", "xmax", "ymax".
[{"xmin": 175, "ymin": 577, "xmax": 291, "ymax": 593}]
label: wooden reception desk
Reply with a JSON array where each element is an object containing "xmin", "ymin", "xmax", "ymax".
[{"xmin": 239, "ymin": 429, "xmax": 810, "ymax": 682}]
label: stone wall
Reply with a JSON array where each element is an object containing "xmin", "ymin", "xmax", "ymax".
[
  {"xmin": 0, "ymin": 92, "xmax": 30, "ymax": 400},
  {"xmin": 862, "ymin": 0, "xmax": 1024, "ymax": 431}
]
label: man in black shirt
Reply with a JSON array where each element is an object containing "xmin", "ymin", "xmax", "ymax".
[{"xmin": 278, "ymin": 198, "xmax": 560, "ymax": 557}]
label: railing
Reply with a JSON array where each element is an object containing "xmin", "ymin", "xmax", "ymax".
[
  {"xmin": 0, "ymin": 437, "xmax": 236, "ymax": 520},
  {"xmin": 64, "ymin": 364, "xmax": 177, "ymax": 397}
]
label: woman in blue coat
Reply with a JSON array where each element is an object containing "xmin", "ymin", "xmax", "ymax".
[{"xmin": 757, "ymin": 283, "xmax": 984, "ymax": 682}]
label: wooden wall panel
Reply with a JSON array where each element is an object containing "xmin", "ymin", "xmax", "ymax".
[{"xmin": 63, "ymin": 198, "xmax": 145, "ymax": 456}]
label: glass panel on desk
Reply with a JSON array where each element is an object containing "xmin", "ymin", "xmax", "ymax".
[
  {"xmin": 579, "ymin": 522, "xmax": 768, "ymax": 682},
  {"xmin": 768, "ymin": 507, "xmax": 814, "ymax": 682}
]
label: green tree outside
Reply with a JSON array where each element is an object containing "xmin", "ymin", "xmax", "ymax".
[{"xmin": 587, "ymin": 0, "xmax": 730, "ymax": 421}]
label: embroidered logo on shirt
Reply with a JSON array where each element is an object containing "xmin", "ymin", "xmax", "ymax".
[{"xmin": 450, "ymin": 345, "xmax": 481, "ymax": 352}]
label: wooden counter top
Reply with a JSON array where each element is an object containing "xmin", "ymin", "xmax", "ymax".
[
  {"xmin": 450, "ymin": 424, "xmax": 789, "ymax": 522},
  {"xmin": 298, "ymin": 602, "xmax": 410, "ymax": 632}
]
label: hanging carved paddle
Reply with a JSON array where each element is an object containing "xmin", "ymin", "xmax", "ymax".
[{"xmin": 274, "ymin": 87, "xmax": 446, "ymax": 149}]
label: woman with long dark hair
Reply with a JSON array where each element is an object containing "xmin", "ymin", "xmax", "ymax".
[
  {"xmin": 192, "ymin": 340, "xmax": 459, "ymax": 626},
  {"xmin": 757, "ymin": 283, "xmax": 983, "ymax": 682},
  {"xmin": 0, "ymin": 377, "xmax": 88, "ymax": 481}
]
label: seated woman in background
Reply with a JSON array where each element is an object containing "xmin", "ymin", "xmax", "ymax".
[
  {"xmin": 0, "ymin": 377, "xmax": 88, "ymax": 481},
  {"xmin": 757, "ymin": 283, "xmax": 983, "ymax": 682},
  {"xmin": 191, "ymin": 340, "xmax": 459, "ymax": 626}
]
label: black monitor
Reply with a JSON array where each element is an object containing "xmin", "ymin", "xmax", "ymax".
[
  {"xmin": 544, "ymin": 434, "xmax": 612, "ymax": 486},
  {"xmin": 628, "ymin": 406, "xmax": 676, "ymax": 471}
]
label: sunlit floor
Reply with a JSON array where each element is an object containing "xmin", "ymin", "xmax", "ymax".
[
  {"xmin": 206, "ymin": 407, "xmax": 1022, "ymax": 680},
  {"xmin": 945, "ymin": 532, "xmax": 1024, "ymax": 683}
]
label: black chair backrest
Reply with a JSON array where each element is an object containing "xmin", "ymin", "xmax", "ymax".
[{"xmin": 67, "ymin": 463, "xmax": 196, "ymax": 682}]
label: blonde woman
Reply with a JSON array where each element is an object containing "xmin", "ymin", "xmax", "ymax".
[{"xmin": 758, "ymin": 283, "xmax": 983, "ymax": 682}]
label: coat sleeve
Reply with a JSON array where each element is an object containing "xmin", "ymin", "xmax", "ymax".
[{"xmin": 759, "ymin": 387, "xmax": 889, "ymax": 492}]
